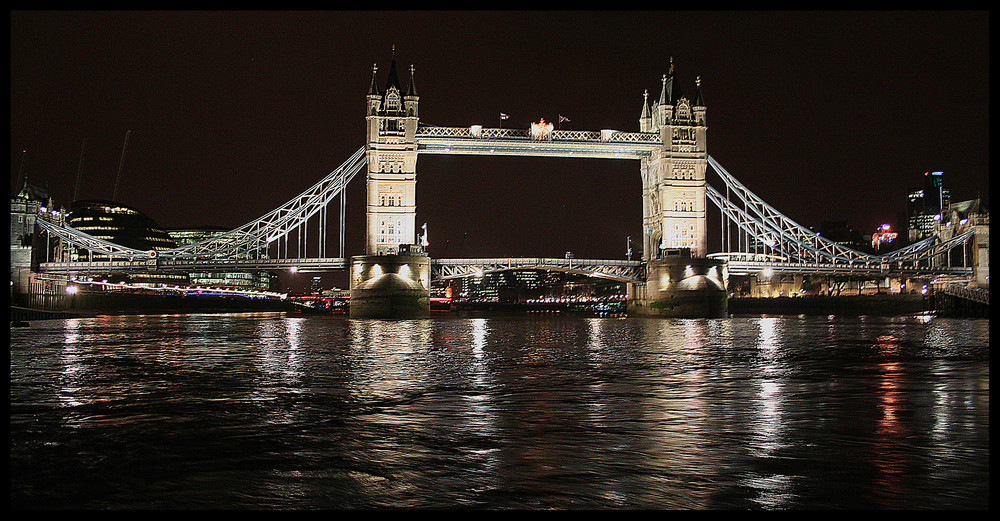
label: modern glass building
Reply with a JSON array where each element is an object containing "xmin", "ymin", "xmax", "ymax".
[
  {"xmin": 67, "ymin": 199, "xmax": 188, "ymax": 285},
  {"xmin": 167, "ymin": 225, "xmax": 278, "ymax": 291},
  {"xmin": 907, "ymin": 171, "xmax": 951, "ymax": 241}
]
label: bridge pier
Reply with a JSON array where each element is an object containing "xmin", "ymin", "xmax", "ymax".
[
  {"xmin": 349, "ymin": 252, "xmax": 430, "ymax": 319},
  {"xmin": 628, "ymin": 255, "xmax": 727, "ymax": 318}
]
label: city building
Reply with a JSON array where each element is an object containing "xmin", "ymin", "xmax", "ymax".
[
  {"xmin": 933, "ymin": 198, "xmax": 989, "ymax": 287},
  {"xmin": 813, "ymin": 220, "xmax": 868, "ymax": 252},
  {"xmin": 10, "ymin": 180, "xmax": 70, "ymax": 300},
  {"xmin": 907, "ymin": 171, "xmax": 951, "ymax": 241},
  {"xmin": 67, "ymin": 199, "xmax": 188, "ymax": 285},
  {"xmin": 451, "ymin": 269, "xmax": 624, "ymax": 304},
  {"xmin": 871, "ymin": 223, "xmax": 899, "ymax": 251},
  {"xmin": 167, "ymin": 226, "xmax": 278, "ymax": 291}
]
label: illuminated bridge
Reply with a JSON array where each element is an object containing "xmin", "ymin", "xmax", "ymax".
[{"xmin": 33, "ymin": 57, "xmax": 983, "ymax": 296}]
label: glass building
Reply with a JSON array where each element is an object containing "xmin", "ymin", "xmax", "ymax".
[
  {"xmin": 67, "ymin": 199, "xmax": 188, "ymax": 285},
  {"xmin": 167, "ymin": 226, "xmax": 278, "ymax": 291},
  {"xmin": 907, "ymin": 171, "xmax": 951, "ymax": 241}
]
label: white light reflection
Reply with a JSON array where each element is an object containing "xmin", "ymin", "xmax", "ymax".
[
  {"xmin": 745, "ymin": 316, "xmax": 793, "ymax": 508},
  {"xmin": 743, "ymin": 473, "xmax": 795, "ymax": 509},
  {"xmin": 59, "ymin": 318, "xmax": 87, "ymax": 409},
  {"xmin": 471, "ymin": 318, "xmax": 488, "ymax": 359},
  {"xmin": 757, "ymin": 317, "xmax": 779, "ymax": 353},
  {"xmin": 252, "ymin": 318, "xmax": 305, "ymax": 407},
  {"xmin": 465, "ymin": 318, "xmax": 501, "ymax": 474}
]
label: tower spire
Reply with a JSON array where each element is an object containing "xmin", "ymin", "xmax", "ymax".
[
  {"xmin": 407, "ymin": 64, "xmax": 417, "ymax": 97},
  {"xmin": 368, "ymin": 63, "xmax": 380, "ymax": 96}
]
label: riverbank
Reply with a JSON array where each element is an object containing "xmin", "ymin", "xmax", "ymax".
[
  {"xmin": 11, "ymin": 291, "xmax": 293, "ymax": 325},
  {"xmin": 728, "ymin": 293, "xmax": 934, "ymax": 316}
]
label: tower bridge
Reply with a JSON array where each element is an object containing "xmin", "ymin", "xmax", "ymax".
[{"xmin": 29, "ymin": 54, "xmax": 985, "ymax": 318}]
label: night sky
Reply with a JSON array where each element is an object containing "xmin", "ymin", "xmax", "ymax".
[{"xmin": 11, "ymin": 11, "xmax": 989, "ymax": 266}]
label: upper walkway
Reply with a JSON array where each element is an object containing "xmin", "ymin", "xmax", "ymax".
[{"xmin": 415, "ymin": 126, "xmax": 662, "ymax": 159}]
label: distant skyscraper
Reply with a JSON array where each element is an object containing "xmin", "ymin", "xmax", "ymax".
[{"xmin": 907, "ymin": 171, "xmax": 951, "ymax": 241}]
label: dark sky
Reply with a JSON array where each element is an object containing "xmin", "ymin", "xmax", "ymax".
[{"xmin": 11, "ymin": 10, "xmax": 989, "ymax": 263}]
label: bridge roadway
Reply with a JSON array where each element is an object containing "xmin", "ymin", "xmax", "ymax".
[
  {"xmin": 39, "ymin": 256, "xmax": 972, "ymax": 281},
  {"xmin": 722, "ymin": 260, "xmax": 973, "ymax": 277},
  {"xmin": 39, "ymin": 257, "xmax": 646, "ymax": 281}
]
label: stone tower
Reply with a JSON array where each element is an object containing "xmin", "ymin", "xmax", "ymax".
[
  {"xmin": 365, "ymin": 55, "xmax": 420, "ymax": 255},
  {"xmin": 353, "ymin": 53, "xmax": 431, "ymax": 319},
  {"xmin": 638, "ymin": 58, "xmax": 708, "ymax": 260}
]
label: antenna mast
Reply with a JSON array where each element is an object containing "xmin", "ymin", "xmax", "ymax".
[
  {"xmin": 73, "ymin": 139, "xmax": 87, "ymax": 202},
  {"xmin": 112, "ymin": 130, "xmax": 130, "ymax": 202}
]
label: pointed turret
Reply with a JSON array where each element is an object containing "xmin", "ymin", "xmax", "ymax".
[
  {"xmin": 639, "ymin": 89, "xmax": 652, "ymax": 132},
  {"xmin": 658, "ymin": 73, "xmax": 668, "ymax": 106},
  {"xmin": 367, "ymin": 63, "xmax": 380, "ymax": 96},
  {"xmin": 692, "ymin": 76, "xmax": 707, "ymax": 126},
  {"xmin": 403, "ymin": 64, "xmax": 419, "ymax": 118},
  {"xmin": 406, "ymin": 64, "xmax": 417, "ymax": 97}
]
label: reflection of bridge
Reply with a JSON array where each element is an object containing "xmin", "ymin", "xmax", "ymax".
[{"xmin": 33, "ymin": 56, "xmax": 983, "ymax": 303}]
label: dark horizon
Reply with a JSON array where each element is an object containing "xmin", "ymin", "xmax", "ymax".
[{"xmin": 11, "ymin": 11, "xmax": 989, "ymax": 264}]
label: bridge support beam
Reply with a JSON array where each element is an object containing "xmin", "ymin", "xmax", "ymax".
[
  {"xmin": 628, "ymin": 255, "xmax": 727, "ymax": 317},
  {"xmin": 349, "ymin": 254, "xmax": 430, "ymax": 319}
]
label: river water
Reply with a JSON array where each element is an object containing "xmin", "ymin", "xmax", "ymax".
[{"xmin": 10, "ymin": 312, "xmax": 989, "ymax": 510}]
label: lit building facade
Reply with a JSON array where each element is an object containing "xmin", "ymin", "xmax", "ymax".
[
  {"xmin": 638, "ymin": 58, "xmax": 708, "ymax": 259},
  {"xmin": 454, "ymin": 269, "xmax": 624, "ymax": 303},
  {"xmin": 67, "ymin": 200, "xmax": 187, "ymax": 285},
  {"xmin": 365, "ymin": 57, "xmax": 420, "ymax": 255},
  {"xmin": 907, "ymin": 171, "xmax": 951, "ymax": 241},
  {"xmin": 933, "ymin": 198, "xmax": 989, "ymax": 287},
  {"xmin": 11, "ymin": 181, "xmax": 70, "ymax": 298},
  {"xmin": 167, "ymin": 226, "xmax": 278, "ymax": 290}
]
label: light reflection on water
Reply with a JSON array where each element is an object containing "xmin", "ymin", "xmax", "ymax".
[{"xmin": 10, "ymin": 312, "xmax": 989, "ymax": 510}]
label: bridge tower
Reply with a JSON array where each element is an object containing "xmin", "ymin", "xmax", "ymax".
[
  {"xmin": 638, "ymin": 58, "xmax": 709, "ymax": 260},
  {"xmin": 631, "ymin": 59, "xmax": 725, "ymax": 317},
  {"xmin": 352, "ymin": 54, "xmax": 431, "ymax": 318},
  {"xmin": 364, "ymin": 56, "xmax": 420, "ymax": 255}
]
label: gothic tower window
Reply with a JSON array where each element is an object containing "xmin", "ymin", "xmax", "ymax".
[{"xmin": 385, "ymin": 89, "xmax": 401, "ymax": 111}]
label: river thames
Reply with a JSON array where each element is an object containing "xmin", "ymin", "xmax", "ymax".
[{"xmin": 10, "ymin": 312, "xmax": 989, "ymax": 509}]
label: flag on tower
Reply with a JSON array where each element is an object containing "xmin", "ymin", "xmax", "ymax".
[
  {"xmin": 559, "ymin": 114, "xmax": 570, "ymax": 123},
  {"xmin": 500, "ymin": 112, "xmax": 509, "ymax": 120}
]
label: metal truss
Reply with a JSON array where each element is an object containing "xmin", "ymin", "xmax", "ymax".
[
  {"xmin": 432, "ymin": 257, "xmax": 645, "ymax": 282},
  {"xmin": 39, "ymin": 146, "xmax": 366, "ymax": 264},
  {"xmin": 706, "ymin": 156, "xmax": 976, "ymax": 275},
  {"xmin": 707, "ymin": 156, "xmax": 879, "ymax": 265},
  {"xmin": 36, "ymin": 218, "xmax": 152, "ymax": 259},
  {"xmin": 165, "ymin": 146, "xmax": 366, "ymax": 259}
]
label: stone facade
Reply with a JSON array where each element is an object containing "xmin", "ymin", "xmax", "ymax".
[
  {"xmin": 638, "ymin": 59, "xmax": 709, "ymax": 260},
  {"xmin": 365, "ymin": 58, "xmax": 420, "ymax": 256}
]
